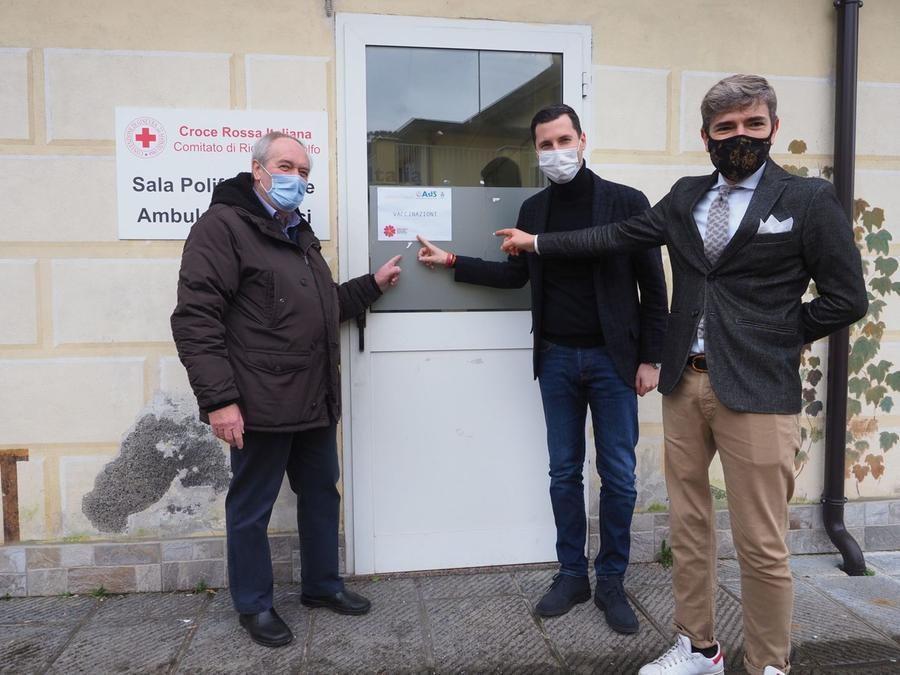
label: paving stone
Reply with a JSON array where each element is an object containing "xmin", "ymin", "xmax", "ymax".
[
  {"xmin": 307, "ymin": 583, "xmax": 426, "ymax": 673},
  {"xmin": 624, "ymin": 563, "xmax": 672, "ymax": 589},
  {"xmin": 272, "ymin": 561, "xmax": 293, "ymax": 583},
  {"xmin": 427, "ymin": 596, "xmax": 560, "ymax": 672},
  {"xmin": 631, "ymin": 512, "xmax": 655, "ymax": 532},
  {"xmin": 162, "ymin": 539, "xmax": 225, "ymax": 562},
  {"xmin": 787, "ymin": 528, "xmax": 865, "ymax": 555},
  {"xmin": 93, "ymin": 591, "xmax": 208, "ymax": 620},
  {"xmin": 790, "ymin": 505, "xmax": 822, "ymax": 531},
  {"xmin": 890, "ymin": 500, "xmax": 900, "ymax": 524},
  {"xmin": 0, "ymin": 595, "xmax": 96, "ymax": 624},
  {"xmin": 809, "ymin": 574, "xmax": 900, "ymax": 640},
  {"xmin": 717, "ymin": 558, "xmax": 742, "ymax": 581},
  {"xmin": 269, "ymin": 536, "xmax": 296, "ymax": 563},
  {"xmin": 717, "ymin": 529, "xmax": 736, "ymax": 558},
  {"xmin": 59, "ymin": 545, "xmax": 93, "ymax": 568},
  {"xmin": 419, "ymin": 571, "xmax": 517, "ymax": 599},
  {"xmin": 162, "ymin": 560, "xmax": 226, "ymax": 592},
  {"xmin": 292, "ymin": 549, "xmax": 302, "ymax": 583},
  {"xmin": 26, "ymin": 547, "xmax": 61, "ymax": 570},
  {"xmin": 136, "ymin": 563, "xmax": 162, "ymax": 592},
  {"xmin": 539, "ymin": 594, "xmax": 669, "ymax": 673},
  {"xmin": 177, "ymin": 606, "xmax": 307, "ymax": 673},
  {"xmin": 844, "ymin": 502, "xmax": 866, "ymax": 527},
  {"xmin": 0, "ymin": 548, "xmax": 25, "ymax": 574},
  {"xmin": 629, "ymin": 585, "xmax": 745, "ymax": 671},
  {"xmin": 716, "ymin": 510, "xmax": 732, "ymax": 530},
  {"xmin": 0, "ymin": 624, "xmax": 75, "ymax": 674},
  {"xmin": 94, "ymin": 543, "xmax": 161, "ymax": 566},
  {"xmin": 27, "ymin": 569, "xmax": 67, "ymax": 596},
  {"xmin": 351, "ymin": 577, "xmax": 418, "ymax": 606},
  {"xmin": 866, "ymin": 501, "xmax": 891, "ymax": 526},
  {"xmin": 48, "ymin": 616, "xmax": 191, "ymax": 674},
  {"xmin": 866, "ymin": 551, "xmax": 900, "ymax": 576},
  {"xmin": 789, "ymin": 554, "xmax": 848, "ymax": 578},
  {"xmin": 630, "ymin": 530, "xmax": 657, "ymax": 563},
  {"xmin": 0, "ymin": 574, "xmax": 26, "ymax": 597},
  {"xmin": 865, "ymin": 524, "xmax": 900, "ymax": 551},
  {"xmin": 206, "ymin": 583, "xmax": 303, "ymax": 613},
  {"xmin": 513, "ymin": 568, "xmax": 558, "ymax": 606},
  {"xmin": 68, "ymin": 565, "xmax": 137, "ymax": 594},
  {"xmin": 790, "ymin": 578, "xmax": 900, "ymax": 668}
]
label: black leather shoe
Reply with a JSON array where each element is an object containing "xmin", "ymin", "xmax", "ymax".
[
  {"xmin": 238, "ymin": 608, "xmax": 294, "ymax": 647},
  {"xmin": 534, "ymin": 573, "xmax": 591, "ymax": 617},
  {"xmin": 301, "ymin": 589, "xmax": 372, "ymax": 615},
  {"xmin": 594, "ymin": 576, "xmax": 639, "ymax": 634}
]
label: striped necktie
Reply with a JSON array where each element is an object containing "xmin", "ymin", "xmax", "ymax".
[{"xmin": 697, "ymin": 185, "xmax": 737, "ymax": 344}]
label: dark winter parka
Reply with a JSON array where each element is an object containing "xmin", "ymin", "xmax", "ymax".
[{"xmin": 171, "ymin": 172, "xmax": 381, "ymax": 432}]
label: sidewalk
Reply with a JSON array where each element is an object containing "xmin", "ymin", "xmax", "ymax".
[{"xmin": 2, "ymin": 553, "xmax": 899, "ymax": 674}]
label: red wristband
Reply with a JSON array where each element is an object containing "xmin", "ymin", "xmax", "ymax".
[{"xmin": 445, "ymin": 252, "xmax": 456, "ymax": 268}]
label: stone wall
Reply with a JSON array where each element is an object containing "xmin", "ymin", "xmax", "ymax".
[{"xmin": 1, "ymin": 1, "xmax": 899, "ymax": 569}]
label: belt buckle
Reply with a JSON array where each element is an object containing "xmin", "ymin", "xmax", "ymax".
[{"xmin": 690, "ymin": 354, "xmax": 708, "ymax": 373}]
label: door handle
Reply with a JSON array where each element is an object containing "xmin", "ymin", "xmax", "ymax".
[{"xmin": 356, "ymin": 312, "xmax": 366, "ymax": 352}]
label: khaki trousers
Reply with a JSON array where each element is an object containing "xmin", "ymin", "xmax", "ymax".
[{"xmin": 662, "ymin": 368, "xmax": 798, "ymax": 675}]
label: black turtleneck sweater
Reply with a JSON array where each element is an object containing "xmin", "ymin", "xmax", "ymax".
[{"xmin": 541, "ymin": 163, "xmax": 604, "ymax": 347}]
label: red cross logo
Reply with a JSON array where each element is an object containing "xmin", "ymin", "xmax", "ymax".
[
  {"xmin": 134, "ymin": 127, "xmax": 157, "ymax": 148},
  {"xmin": 124, "ymin": 116, "xmax": 167, "ymax": 158}
]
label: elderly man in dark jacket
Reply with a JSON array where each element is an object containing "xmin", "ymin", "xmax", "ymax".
[{"xmin": 171, "ymin": 131, "xmax": 401, "ymax": 648}]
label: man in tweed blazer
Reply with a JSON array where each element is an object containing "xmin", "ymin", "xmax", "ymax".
[{"xmin": 497, "ymin": 75, "xmax": 867, "ymax": 675}]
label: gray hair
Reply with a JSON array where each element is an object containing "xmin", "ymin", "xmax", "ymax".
[
  {"xmin": 251, "ymin": 131, "xmax": 311, "ymax": 168},
  {"xmin": 700, "ymin": 74, "xmax": 778, "ymax": 131}
]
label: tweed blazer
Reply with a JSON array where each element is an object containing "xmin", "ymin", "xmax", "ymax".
[
  {"xmin": 454, "ymin": 169, "xmax": 668, "ymax": 385},
  {"xmin": 536, "ymin": 160, "xmax": 868, "ymax": 414}
]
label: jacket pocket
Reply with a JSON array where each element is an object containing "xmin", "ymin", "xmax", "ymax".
[
  {"xmin": 244, "ymin": 349, "xmax": 310, "ymax": 375},
  {"xmin": 749, "ymin": 232, "xmax": 796, "ymax": 245},
  {"xmin": 735, "ymin": 318, "xmax": 796, "ymax": 335}
]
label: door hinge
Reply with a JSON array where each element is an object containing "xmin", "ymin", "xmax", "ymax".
[{"xmin": 581, "ymin": 71, "xmax": 589, "ymax": 98}]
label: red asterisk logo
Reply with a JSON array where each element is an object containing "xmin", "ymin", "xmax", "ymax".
[{"xmin": 383, "ymin": 224, "xmax": 396, "ymax": 237}]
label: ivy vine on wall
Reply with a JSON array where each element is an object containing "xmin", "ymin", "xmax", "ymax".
[{"xmin": 787, "ymin": 140, "xmax": 898, "ymax": 494}]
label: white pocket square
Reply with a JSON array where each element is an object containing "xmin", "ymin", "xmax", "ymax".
[{"xmin": 758, "ymin": 215, "xmax": 794, "ymax": 234}]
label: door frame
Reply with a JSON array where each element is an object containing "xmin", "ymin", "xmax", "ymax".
[{"xmin": 336, "ymin": 12, "xmax": 592, "ymax": 574}]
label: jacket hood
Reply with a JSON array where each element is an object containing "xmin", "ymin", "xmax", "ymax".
[{"xmin": 210, "ymin": 172, "xmax": 272, "ymax": 221}]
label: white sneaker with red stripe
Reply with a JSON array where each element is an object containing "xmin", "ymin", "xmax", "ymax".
[
  {"xmin": 762, "ymin": 668, "xmax": 786, "ymax": 675},
  {"xmin": 638, "ymin": 634, "xmax": 725, "ymax": 675}
]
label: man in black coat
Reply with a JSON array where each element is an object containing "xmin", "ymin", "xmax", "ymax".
[
  {"xmin": 497, "ymin": 75, "xmax": 867, "ymax": 675},
  {"xmin": 418, "ymin": 104, "xmax": 668, "ymax": 634},
  {"xmin": 172, "ymin": 132, "xmax": 402, "ymax": 648}
]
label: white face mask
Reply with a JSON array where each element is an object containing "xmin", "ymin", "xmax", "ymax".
[{"xmin": 538, "ymin": 144, "xmax": 582, "ymax": 184}]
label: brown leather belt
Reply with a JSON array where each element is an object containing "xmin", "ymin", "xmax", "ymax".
[{"xmin": 689, "ymin": 354, "xmax": 708, "ymax": 373}]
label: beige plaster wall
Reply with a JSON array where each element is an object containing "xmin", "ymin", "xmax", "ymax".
[{"xmin": 1, "ymin": 0, "xmax": 898, "ymax": 547}]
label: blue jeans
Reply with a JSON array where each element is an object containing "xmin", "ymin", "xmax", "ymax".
[{"xmin": 537, "ymin": 341, "xmax": 639, "ymax": 579}]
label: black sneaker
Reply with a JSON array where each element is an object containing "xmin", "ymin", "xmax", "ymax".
[
  {"xmin": 594, "ymin": 575, "xmax": 639, "ymax": 634},
  {"xmin": 534, "ymin": 573, "xmax": 591, "ymax": 617}
]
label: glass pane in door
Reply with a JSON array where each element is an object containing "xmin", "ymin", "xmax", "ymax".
[{"xmin": 366, "ymin": 47, "xmax": 562, "ymax": 311}]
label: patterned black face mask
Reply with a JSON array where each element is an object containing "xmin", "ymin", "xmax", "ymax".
[{"xmin": 706, "ymin": 133, "xmax": 772, "ymax": 182}]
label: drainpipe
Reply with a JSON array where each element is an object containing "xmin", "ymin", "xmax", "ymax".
[{"xmin": 822, "ymin": 0, "xmax": 866, "ymax": 576}]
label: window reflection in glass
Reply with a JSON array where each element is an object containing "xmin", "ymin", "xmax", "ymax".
[{"xmin": 366, "ymin": 47, "xmax": 562, "ymax": 189}]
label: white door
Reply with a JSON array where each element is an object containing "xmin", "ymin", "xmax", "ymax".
[{"xmin": 337, "ymin": 14, "xmax": 592, "ymax": 574}]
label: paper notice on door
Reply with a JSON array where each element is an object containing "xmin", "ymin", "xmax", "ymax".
[{"xmin": 377, "ymin": 187, "xmax": 452, "ymax": 241}]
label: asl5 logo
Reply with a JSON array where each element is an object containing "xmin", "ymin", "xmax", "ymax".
[{"xmin": 416, "ymin": 190, "xmax": 440, "ymax": 198}]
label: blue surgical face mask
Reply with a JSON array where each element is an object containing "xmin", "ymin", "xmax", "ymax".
[{"xmin": 260, "ymin": 165, "xmax": 307, "ymax": 212}]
